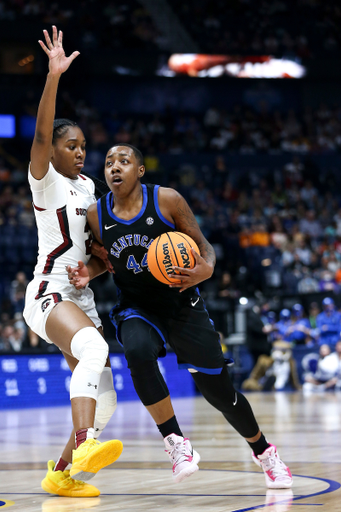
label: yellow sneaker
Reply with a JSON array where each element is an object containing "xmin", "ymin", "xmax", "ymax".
[
  {"xmin": 70, "ymin": 438, "xmax": 123, "ymax": 480},
  {"xmin": 41, "ymin": 460, "xmax": 100, "ymax": 497}
]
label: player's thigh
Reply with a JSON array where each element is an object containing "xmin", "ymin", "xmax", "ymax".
[
  {"xmin": 120, "ymin": 317, "xmax": 165, "ymax": 364},
  {"xmin": 46, "ymin": 300, "xmax": 96, "ymax": 355},
  {"xmin": 167, "ymin": 303, "xmax": 224, "ymax": 371}
]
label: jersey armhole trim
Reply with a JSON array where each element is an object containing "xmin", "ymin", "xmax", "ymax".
[
  {"xmin": 97, "ymin": 197, "xmax": 103, "ymax": 240},
  {"xmin": 153, "ymin": 185, "xmax": 175, "ymax": 229}
]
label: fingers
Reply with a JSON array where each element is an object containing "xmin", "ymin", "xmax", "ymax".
[
  {"xmin": 58, "ymin": 29, "xmax": 63, "ymax": 47},
  {"xmin": 52, "ymin": 25, "xmax": 58, "ymax": 47},
  {"xmin": 171, "ymin": 266, "xmax": 191, "ymax": 275},
  {"xmin": 43, "ymin": 29, "xmax": 53, "ymax": 50},
  {"xmin": 68, "ymin": 51, "xmax": 80, "ymax": 63},
  {"xmin": 38, "ymin": 40, "xmax": 50, "ymax": 55},
  {"xmin": 191, "ymin": 248, "xmax": 200, "ymax": 260},
  {"xmin": 42, "ymin": 26, "xmax": 64, "ymax": 51}
]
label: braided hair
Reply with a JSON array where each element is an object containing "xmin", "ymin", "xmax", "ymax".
[{"xmin": 52, "ymin": 118, "xmax": 78, "ymax": 145}]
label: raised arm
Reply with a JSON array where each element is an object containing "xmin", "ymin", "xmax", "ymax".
[
  {"xmin": 30, "ymin": 26, "xmax": 80, "ymax": 180},
  {"xmin": 158, "ymin": 187, "xmax": 216, "ymax": 291}
]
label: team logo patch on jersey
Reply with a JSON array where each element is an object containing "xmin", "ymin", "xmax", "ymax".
[
  {"xmin": 146, "ymin": 217, "xmax": 154, "ymax": 225},
  {"xmin": 41, "ymin": 298, "xmax": 51, "ymax": 312}
]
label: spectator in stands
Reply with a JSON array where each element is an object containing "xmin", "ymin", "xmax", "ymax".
[
  {"xmin": 300, "ymin": 180, "xmax": 318, "ymax": 209},
  {"xmin": 308, "ymin": 302, "xmax": 320, "ymax": 330},
  {"xmin": 294, "ymin": 236, "xmax": 313, "ymax": 266},
  {"xmin": 273, "ymin": 309, "xmax": 292, "ymax": 342},
  {"xmin": 297, "ymin": 267, "xmax": 320, "ymax": 294},
  {"xmin": 245, "ymin": 302, "xmax": 273, "ymax": 366},
  {"xmin": 0, "ymin": 324, "xmax": 22, "ymax": 352},
  {"xmin": 10, "ymin": 271, "xmax": 28, "ymax": 315},
  {"xmin": 316, "ymin": 297, "xmax": 341, "ymax": 347},
  {"xmin": 302, "ymin": 344, "xmax": 332, "ymax": 392},
  {"xmin": 303, "ymin": 342, "xmax": 341, "ymax": 392},
  {"xmin": 284, "ymin": 304, "xmax": 312, "ymax": 345},
  {"xmin": 299, "ymin": 210, "xmax": 323, "ymax": 239},
  {"xmin": 249, "ymin": 224, "xmax": 270, "ymax": 247}
]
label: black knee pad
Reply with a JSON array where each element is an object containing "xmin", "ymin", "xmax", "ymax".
[
  {"xmin": 120, "ymin": 318, "xmax": 163, "ymax": 368},
  {"xmin": 130, "ymin": 360, "xmax": 169, "ymax": 406}
]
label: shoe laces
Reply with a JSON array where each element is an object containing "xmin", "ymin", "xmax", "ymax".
[
  {"xmin": 61, "ymin": 470, "xmax": 86, "ymax": 488},
  {"xmin": 262, "ymin": 453, "xmax": 288, "ymax": 478},
  {"xmin": 79, "ymin": 438, "xmax": 101, "ymax": 452},
  {"xmin": 166, "ymin": 439, "xmax": 191, "ymax": 466}
]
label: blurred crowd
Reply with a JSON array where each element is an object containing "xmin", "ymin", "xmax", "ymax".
[
  {"xmin": 0, "ymin": 0, "xmax": 160, "ymax": 51},
  {"xmin": 15, "ymin": 99, "xmax": 341, "ymax": 158},
  {"xmin": 242, "ymin": 298, "xmax": 341, "ymax": 392},
  {"xmin": 1, "ymin": 0, "xmax": 340, "ymax": 59},
  {"xmin": 173, "ymin": 0, "xmax": 340, "ymax": 58}
]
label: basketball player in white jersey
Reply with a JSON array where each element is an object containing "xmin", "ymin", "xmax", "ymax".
[{"xmin": 23, "ymin": 26, "xmax": 122, "ymax": 497}]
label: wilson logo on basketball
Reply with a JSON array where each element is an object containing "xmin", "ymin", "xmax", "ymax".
[
  {"xmin": 147, "ymin": 231, "xmax": 200, "ymax": 285},
  {"xmin": 162, "ymin": 243, "xmax": 173, "ymax": 276},
  {"xmin": 176, "ymin": 242, "xmax": 191, "ymax": 268}
]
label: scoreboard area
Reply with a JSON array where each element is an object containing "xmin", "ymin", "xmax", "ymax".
[{"xmin": 0, "ymin": 353, "xmax": 195, "ymax": 409}]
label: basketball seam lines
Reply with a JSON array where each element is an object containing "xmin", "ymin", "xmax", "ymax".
[
  {"xmin": 166, "ymin": 232, "xmax": 181, "ymax": 277},
  {"xmin": 155, "ymin": 236, "xmax": 173, "ymax": 284},
  {"xmin": 176, "ymin": 231, "xmax": 198, "ymax": 253}
]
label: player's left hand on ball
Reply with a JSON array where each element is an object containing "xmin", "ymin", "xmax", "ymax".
[
  {"xmin": 168, "ymin": 248, "xmax": 214, "ymax": 292},
  {"xmin": 66, "ymin": 261, "xmax": 90, "ymax": 289}
]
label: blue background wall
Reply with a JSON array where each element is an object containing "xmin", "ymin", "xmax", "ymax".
[{"xmin": 0, "ymin": 353, "xmax": 195, "ymax": 410}]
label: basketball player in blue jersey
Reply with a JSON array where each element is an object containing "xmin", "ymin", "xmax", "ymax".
[
  {"xmin": 23, "ymin": 26, "xmax": 122, "ymax": 497},
  {"xmin": 68, "ymin": 144, "xmax": 293, "ymax": 488}
]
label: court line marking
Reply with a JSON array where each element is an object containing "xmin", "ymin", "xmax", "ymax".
[{"xmin": 0, "ymin": 470, "xmax": 339, "ymax": 508}]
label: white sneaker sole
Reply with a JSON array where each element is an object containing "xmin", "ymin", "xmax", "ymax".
[
  {"xmin": 266, "ymin": 479, "xmax": 293, "ymax": 489},
  {"xmin": 173, "ymin": 450, "xmax": 200, "ymax": 484},
  {"xmin": 252, "ymin": 454, "xmax": 293, "ymax": 489}
]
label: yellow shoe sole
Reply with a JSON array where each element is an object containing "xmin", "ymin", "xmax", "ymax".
[
  {"xmin": 41, "ymin": 476, "xmax": 100, "ymax": 497},
  {"xmin": 70, "ymin": 439, "xmax": 123, "ymax": 480}
]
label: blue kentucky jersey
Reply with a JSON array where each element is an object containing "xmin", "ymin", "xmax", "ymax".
[{"xmin": 316, "ymin": 310, "xmax": 341, "ymax": 346}]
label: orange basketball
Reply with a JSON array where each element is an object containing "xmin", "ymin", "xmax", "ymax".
[{"xmin": 147, "ymin": 231, "xmax": 200, "ymax": 284}]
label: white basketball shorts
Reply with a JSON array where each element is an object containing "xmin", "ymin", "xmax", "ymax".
[{"xmin": 23, "ymin": 275, "xmax": 102, "ymax": 344}]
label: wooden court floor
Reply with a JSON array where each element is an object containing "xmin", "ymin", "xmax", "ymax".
[{"xmin": 0, "ymin": 392, "xmax": 340, "ymax": 511}]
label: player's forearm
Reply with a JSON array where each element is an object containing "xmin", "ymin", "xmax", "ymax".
[
  {"xmin": 34, "ymin": 74, "xmax": 61, "ymax": 145},
  {"xmin": 87, "ymin": 256, "xmax": 108, "ymax": 280},
  {"xmin": 197, "ymin": 239, "xmax": 216, "ymax": 271}
]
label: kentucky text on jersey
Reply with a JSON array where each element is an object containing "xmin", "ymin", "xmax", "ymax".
[{"xmin": 110, "ymin": 234, "xmax": 154, "ymax": 258}]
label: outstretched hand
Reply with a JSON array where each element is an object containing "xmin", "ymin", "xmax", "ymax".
[
  {"xmin": 168, "ymin": 248, "xmax": 214, "ymax": 292},
  {"xmin": 39, "ymin": 25, "xmax": 79, "ymax": 76},
  {"xmin": 66, "ymin": 261, "xmax": 90, "ymax": 290}
]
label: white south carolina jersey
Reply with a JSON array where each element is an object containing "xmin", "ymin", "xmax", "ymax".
[{"xmin": 28, "ymin": 162, "xmax": 96, "ymax": 277}]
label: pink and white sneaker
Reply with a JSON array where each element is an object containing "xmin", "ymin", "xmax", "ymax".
[
  {"xmin": 164, "ymin": 433, "xmax": 200, "ymax": 483},
  {"xmin": 252, "ymin": 444, "xmax": 293, "ymax": 489}
]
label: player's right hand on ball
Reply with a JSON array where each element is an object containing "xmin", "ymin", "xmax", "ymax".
[{"xmin": 66, "ymin": 261, "xmax": 90, "ymax": 289}]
